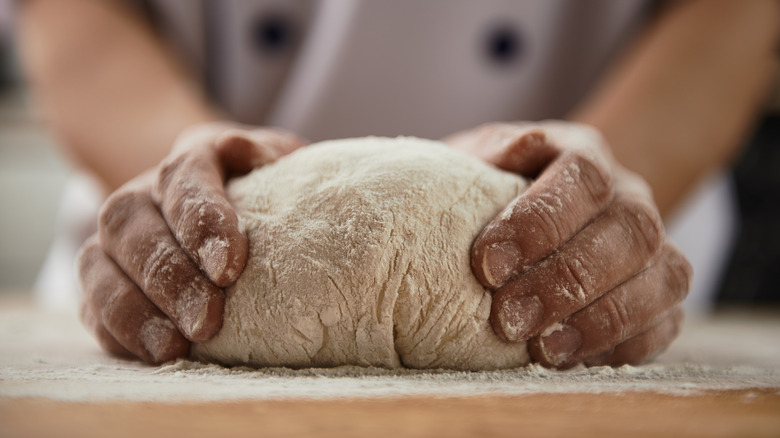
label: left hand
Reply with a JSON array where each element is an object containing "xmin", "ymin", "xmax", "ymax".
[
  {"xmin": 444, "ymin": 121, "xmax": 692, "ymax": 369},
  {"xmin": 77, "ymin": 123, "xmax": 307, "ymax": 363}
]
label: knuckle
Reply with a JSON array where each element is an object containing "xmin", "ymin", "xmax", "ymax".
[
  {"xmin": 175, "ymin": 197, "xmax": 229, "ymax": 252},
  {"xmin": 102, "ymin": 282, "xmax": 137, "ymax": 325},
  {"xmin": 157, "ymin": 158, "xmax": 228, "ymax": 246},
  {"xmin": 156, "ymin": 153, "xmax": 190, "ymax": 195},
  {"xmin": 75, "ymin": 240, "xmax": 102, "ymax": 293},
  {"xmin": 81, "ymin": 235, "xmax": 102, "ymax": 254},
  {"xmin": 662, "ymin": 249, "xmax": 693, "ymax": 302},
  {"xmin": 569, "ymin": 151, "xmax": 613, "ymax": 206},
  {"xmin": 98, "ymin": 189, "xmax": 147, "ymax": 235},
  {"xmin": 522, "ymin": 197, "xmax": 565, "ymax": 250},
  {"xmin": 555, "ymin": 255, "xmax": 593, "ymax": 305},
  {"xmin": 141, "ymin": 241, "xmax": 185, "ymax": 289},
  {"xmin": 76, "ymin": 237, "xmax": 101, "ymax": 269},
  {"xmin": 618, "ymin": 198, "xmax": 664, "ymax": 256},
  {"xmin": 598, "ymin": 295, "xmax": 633, "ymax": 340},
  {"xmin": 182, "ymin": 196, "xmax": 221, "ymax": 227}
]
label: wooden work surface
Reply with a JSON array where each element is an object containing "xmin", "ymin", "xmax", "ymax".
[
  {"xmin": 1, "ymin": 293, "xmax": 779, "ymax": 437},
  {"xmin": 2, "ymin": 390, "xmax": 780, "ymax": 438}
]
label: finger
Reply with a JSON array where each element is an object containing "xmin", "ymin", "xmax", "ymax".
[
  {"xmin": 486, "ymin": 130, "xmax": 555, "ymax": 176},
  {"xmin": 155, "ymin": 127, "xmax": 305, "ymax": 287},
  {"xmin": 490, "ymin": 187, "xmax": 665, "ymax": 343},
  {"xmin": 443, "ymin": 123, "xmax": 558, "ymax": 176},
  {"xmin": 215, "ymin": 127, "xmax": 306, "ymax": 175},
  {"xmin": 585, "ymin": 305, "xmax": 685, "ymax": 367},
  {"xmin": 472, "ymin": 130, "xmax": 615, "ymax": 289},
  {"xmin": 215, "ymin": 130, "xmax": 278, "ymax": 176},
  {"xmin": 77, "ymin": 236, "xmax": 190, "ymax": 363},
  {"xmin": 98, "ymin": 186, "xmax": 224, "ymax": 342},
  {"xmin": 155, "ymin": 132, "xmax": 248, "ymax": 287},
  {"xmin": 78, "ymin": 237, "xmax": 135, "ymax": 359},
  {"xmin": 79, "ymin": 299, "xmax": 134, "ymax": 360},
  {"xmin": 528, "ymin": 243, "xmax": 692, "ymax": 368}
]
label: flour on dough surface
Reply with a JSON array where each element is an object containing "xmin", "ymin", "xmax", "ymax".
[{"xmin": 191, "ymin": 136, "xmax": 529, "ymax": 370}]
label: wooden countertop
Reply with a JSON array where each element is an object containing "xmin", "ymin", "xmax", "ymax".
[{"xmin": 2, "ymin": 390, "xmax": 779, "ymax": 438}]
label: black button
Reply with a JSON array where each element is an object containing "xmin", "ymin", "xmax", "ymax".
[
  {"xmin": 485, "ymin": 24, "xmax": 523, "ymax": 66},
  {"xmin": 251, "ymin": 13, "xmax": 294, "ymax": 55}
]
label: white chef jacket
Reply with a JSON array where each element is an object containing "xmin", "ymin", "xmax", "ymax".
[
  {"xmin": 141, "ymin": 0, "xmax": 650, "ymax": 139},
  {"xmin": 36, "ymin": 0, "xmax": 734, "ymax": 316}
]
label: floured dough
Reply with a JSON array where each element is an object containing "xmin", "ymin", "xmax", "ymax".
[{"xmin": 191, "ymin": 137, "xmax": 530, "ymax": 370}]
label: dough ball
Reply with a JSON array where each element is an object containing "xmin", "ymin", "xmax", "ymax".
[{"xmin": 191, "ymin": 136, "xmax": 530, "ymax": 370}]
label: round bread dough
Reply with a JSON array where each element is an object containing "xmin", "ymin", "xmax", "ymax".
[{"xmin": 191, "ymin": 136, "xmax": 530, "ymax": 370}]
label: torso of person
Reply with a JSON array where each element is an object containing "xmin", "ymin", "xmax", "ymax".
[{"xmin": 135, "ymin": 0, "xmax": 653, "ymax": 141}]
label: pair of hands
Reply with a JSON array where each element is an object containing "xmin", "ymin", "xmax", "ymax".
[{"xmin": 77, "ymin": 121, "xmax": 691, "ymax": 368}]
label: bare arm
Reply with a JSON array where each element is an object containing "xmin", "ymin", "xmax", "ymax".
[
  {"xmin": 18, "ymin": 0, "xmax": 216, "ymax": 190},
  {"xmin": 573, "ymin": 0, "xmax": 780, "ymax": 217}
]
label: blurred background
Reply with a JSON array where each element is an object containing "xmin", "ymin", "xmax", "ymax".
[{"xmin": 0, "ymin": 0, "xmax": 72, "ymax": 291}]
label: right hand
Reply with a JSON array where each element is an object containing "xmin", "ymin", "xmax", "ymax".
[
  {"xmin": 77, "ymin": 122, "xmax": 307, "ymax": 363},
  {"xmin": 446, "ymin": 121, "xmax": 691, "ymax": 369}
]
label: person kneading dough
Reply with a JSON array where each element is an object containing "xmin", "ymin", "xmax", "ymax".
[{"xmin": 191, "ymin": 136, "xmax": 530, "ymax": 370}]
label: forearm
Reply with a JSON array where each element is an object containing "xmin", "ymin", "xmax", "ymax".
[
  {"xmin": 18, "ymin": 0, "xmax": 216, "ymax": 190},
  {"xmin": 572, "ymin": 0, "xmax": 780, "ymax": 218}
]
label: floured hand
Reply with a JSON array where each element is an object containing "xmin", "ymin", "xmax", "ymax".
[
  {"xmin": 77, "ymin": 122, "xmax": 307, "ymax": 363},
  {"xmin": 444, "ymin": 121, "xmax": 692, "ymax": 369}
]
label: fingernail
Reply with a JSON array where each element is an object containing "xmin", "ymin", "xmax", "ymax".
[
  {"xmin": 141, "ymin": 317, "xmax": 179, "ymax": 363},
  {"xmin": 482, "ymin": 241, "xmax": 521, "ymax": 287},
  {"xmin": 199, "ymin": 237, "xmax": 229, "ymax": 284},
  {"xmin": 497, "ymin": 295, "xmax": 543, "ymax": 341},
  {"xmin": 539, "ymin": 324, "xmax": 582, "ymax": 367}
]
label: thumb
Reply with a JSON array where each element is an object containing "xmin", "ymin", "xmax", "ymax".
[
  {"xmin": 443, "ymin": 124, "xmax": 556, "ymax": 178},
  {"xmin": 215, "ymin": 128, "xmax": 308, "ymax": 175}
]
